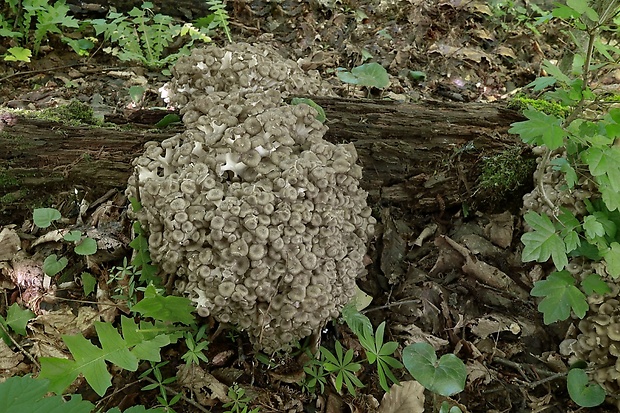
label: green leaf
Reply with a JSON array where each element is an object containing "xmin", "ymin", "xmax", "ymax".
[
  {"xmin": 38, "ymin": 316, "xmax": 173, "ymax": 396},
  {"xmin": 341, "ymin": 302, "xmax": 373, "ymax": 338},
  {"xmin": 403, "ymin": 342, "xmax": 466, "ymax": 396},
  {"xmin": 530, "ymin": 270, "xmax": 588, "ymax": 324},
  {"xmin": 128, "ymin": 85, "xmax": 145, "ymax": 104},
  {"xmin": 33, "ymin": 208, "xmax": 61, "ymax": 228},
  {"xmin": 521, "ymin": 211, "xmax": 568, "ymax": 270},
  {"xmin": 63, "ymin": 230, "xmax": 82, "ymax": 242},
  {"xmin": 583, "ymin": 215, "xmax": 606, "ymax": 239},
  {"xmin": 408, "ymin": 70, "xmax": 426, "ymax": 81},
  {"xmin": 525, "ymin": 76, "xmax": 557, "ymax": 91},
  {"xmin": 0, "ymin": 375, "xmax": 94, "ymax": 413},
  {"xmin": 604, "ymin": 242, "xmax": 620, "ymax": 278},
  {"xmin": 43, "ymin": 254, "xmax": 68, "ymax": 276},
  {"xmin": 74, "ymin": 237, "xmax": 97, "ymax": 255},
  {"xmin": 541, "ymin": 60, "xmax": 572, "ymax": 84},
  {"xmin": 550, "ymin": 158, "xmax": 578, "ymax": 188},
  {"xmin": 581, "ymin": 274, "xmax": 611, "ymax": 295},
  {"xmin": 131, "ymin": 284, "xmax": 195, "ymax": 325},
  {"xmin": 6, "ymin": 303, "xmax": 34, "ymax": 336},
  {"xmin": 508, "ymin": 109, "xmax": 566, "ymax": 149},
  {"xmin": 81, "ymin": 272, "xmax": 97, "ymax": 296},
  {"xmin": 154, "ymin": 113, "xmax": 181, "ymax": 128},
  {"xmin": 4, "ymin": 46, "xmax": 32, "ymax": 62},
  {"xmin": 565, "ymin": 0, "xmax": 598, "ymax": 21},
  {"xmin": 337, "ymin": 62, "xmax": 390, "ymax": 89},
  {"xmin": 567, "ymin": 369, "xmax": 605, "ymax": 407}
]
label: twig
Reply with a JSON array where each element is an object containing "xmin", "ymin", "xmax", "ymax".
[
  {"xmin": 0, "ymin": 322, "xmax": 40, "ymax": 368},
  {"xmin": 493, "ymin": 356, "xmax": 566, "ymax": 389},
  {"xmin": 0, "ymin": 64, "xmax": 129, "ymax": 82},
  {"xmin": 361, "ymin": 299, "xmax": 421, "ymax": 313}
]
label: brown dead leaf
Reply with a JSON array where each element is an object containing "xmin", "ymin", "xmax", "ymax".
[
  {"xmin": 378, "ymin": 380, "xmax": 425, "ymax": 413},
  {"xmin": 0, "ymin": 227, "xmax": 21, "ymax": 261},
  {"xmin": 484, "ymin": 211, "xmax": 514, "ymax": 248},
  {"xmin": 393, "ymin": 324, "xmax": 448, "ymax": 350},
  {"xmin": 177, "ymin": 364, "xmax": 229, "ymax": 405},
  {"xmin": 0, "ymin": 339, "xmax": 24, "ymax": 370}
]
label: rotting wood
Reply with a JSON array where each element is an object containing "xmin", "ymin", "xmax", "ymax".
[{"xmin": 0, "ymin": 98, "xmax": 528, "ymax": 225}]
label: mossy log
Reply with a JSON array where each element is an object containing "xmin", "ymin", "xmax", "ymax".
[{"xmin": 0, "ymin": 98, "xmax": 529, "ymax": 225}]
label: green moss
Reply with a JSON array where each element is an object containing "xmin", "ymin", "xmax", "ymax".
[
  {"xmin": 478, "ymin": 146, "xmax": 536, "ymax": 199},
  {"xmin": 508, "ymin": 95, "xmax": 571, "ymax": 118},
  {"xmin": 37, "ymin": 100, "xmax": 103, "ymax": 126},
  {"xmin": 0, "ymin": 190, "xmax": 27, "ymax": 204}
]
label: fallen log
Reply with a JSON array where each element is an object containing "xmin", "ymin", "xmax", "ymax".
[{"xmin": 0, "ymin": 98, "xmax": 529, "ymax": 225}]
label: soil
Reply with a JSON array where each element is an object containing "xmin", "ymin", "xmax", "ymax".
[{"xmin": 0, "ymin": 1, "xmax": 616, "ymax": 412}]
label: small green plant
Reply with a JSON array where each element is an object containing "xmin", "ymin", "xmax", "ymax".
[
  {"xmin": 38, "ymin": 284, "xmax": 191, "ymax": 396},
  {"xmin": 90, "ymin": 2, "xmax": 211, "ymax": 69},
  {"xmin": 357, "ymin": 321, "xmax": 403, "ymax": 392},
  {"xmin": 336, "ymin": 62, "xmax": 390, "ymax": 93},
  {"xmin": 301, "ymin": 356, "xmax": 328, "ymax": 394},
  {"xmin": 0, "ymin": 375, "xmax": 166, "ymax": 412},
  {"xmin": 181, "ymin": 325, "xmax": 209, "ymax": 366},
  {"xmin": 402, "ymin": 342, "xmax": 467, "ymax": 397},
  {"xmin": 319, "ymin": 341, "xmax": 364, "ymax": 396},
  {"xmin": 197, "ymin": 0, "xmax": 232, "ymax": 43},
  {"xmin": 140, "ymin": 361, "xmax": 182, "ymax": 412},
  {"xmin": 223, "ymin": 384, "xmax": 260, "ymax": 413},
  {"xmin": 0, "ymin": 0, "xmax": 80, "ymax": 60},
  {"xmin": 33, "ymin": 207, "xmax": 98, "ymax": 276},
  {"xmin": 0, "ymin": 303, "xmax": 35, "ymax": 346}
]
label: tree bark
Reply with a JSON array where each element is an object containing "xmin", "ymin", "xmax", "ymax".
[{"xmin": 0, "ymin": 99, "xmax": 528, "ymax": 225}]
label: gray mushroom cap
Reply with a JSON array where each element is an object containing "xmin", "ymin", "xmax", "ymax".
[{"xmin": 127, "ymin": 42, "xmax": 374, "ymax": 353}]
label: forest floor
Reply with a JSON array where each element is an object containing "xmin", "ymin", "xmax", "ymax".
[{"xmin": 0, "ymin": 1, "xmax": 617, "ymax": 412}]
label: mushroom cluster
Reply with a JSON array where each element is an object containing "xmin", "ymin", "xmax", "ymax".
[
  {"xmin": 561, "ymin": 259, "xmax": 620, "ymax": 406},
  {"xmin": 126, "ymin": 43, "xmax": 375, "ymax": 352}
]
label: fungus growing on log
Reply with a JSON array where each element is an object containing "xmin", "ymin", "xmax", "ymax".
[{"xmin": 127, "ymin": 43, "xmax": 375, "ymax": 352}]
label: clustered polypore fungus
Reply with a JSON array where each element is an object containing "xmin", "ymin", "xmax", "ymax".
[
  {"xmin": 126, "ymin": 43, "xmax": 375, "ymax": 352},
  {"xmin": 561, "ymin": 259, "xmax": 620, "ymax": 407}
]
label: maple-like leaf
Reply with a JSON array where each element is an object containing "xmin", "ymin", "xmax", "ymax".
[
  {"xmin": 39, "ymin": 318, "xmax": 173, "ymax": 396},
  {"xmin": 521, "ymin": 211, "xmax": 568, "ymax": 270},
  {"xmin": 508, "ymin": 109, "xmax": 566, "ymax": 149},
  {"xmin": 530, "ymin": 270, "xmax": 588, "ymax": 324}
]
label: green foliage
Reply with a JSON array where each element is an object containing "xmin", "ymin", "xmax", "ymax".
[
  {"xmin": 511, "ymin": 0, "xmax": 620, "ymax": 406},
  {"xmin": 337, "ymin": 62, "xmax": 390, "ymax": 90},
  {"xmin": 131, "ymin": 284, "xmax": 195, "ymax": 325},
  {"xmin": 0, "ymin": 375, "xmax": 93, "ymax": 413},
  {"xmin": 90, "ymin": 2, "xmax": 211, "ymax": 68},
  {"xmin": 507, "ymin": 95, "xmax": 571, "ymax": 118},
  {"xmin": 43, "ymin": 254, "xmax": 68, "ymax": 276},
  {"xmin": 402, "ymin": 342, "xmax": 467, "ymax": 397},
  {"xmin": 181, "ymin": 325, "xmax": 209, "ymax": 366},
  {"xmin": 0, "ymin": 375, "xmax": 165, "ymax": 413},
  {"xmin": 140, "ymin": 361, "xmax": 182, "ymax": 411},
  {"xmin": 302, "ymin": 357, "xmax": 328, "ymax": 394},
  {"xmin": 155, "ymin": 114, "xmax": 182, "ymax": 128},
  {"xmin": 223, "ymin": 384, "xmax": 260, "ymax": 413},
  {"xmin": 38, "ymin": 314, "xmax": 179, "ymax": 396},
  {"xmin": 200, "ymin": 0, "xmax": 232, "ymax": 43},
  {"xmin": 530, "ymin": 270, "xmax": 590, "ymax": 324},
  {"xmin": 357, "ymin": 322, "xmax": 403, "ymax": 392},
  {"xmin": 0, "ymin": 0, "xmax": 79, "ymax": 59},
  {"xmin": 567, "ymin": 368, "xmax": 605, "ymax": 407},
  {"xmin": 4, "ymin": 46, "xmax": 32, "ymax": 62},
  {"xmin": 0, "ymin": 303, "xmax": 35, "ymax": 345},
  {"xmin": 130, "ymin": 221, "xmax": 159, "ymax": 284},
  {"xmin": 34, "ymin": 207, "xmax": 62, "ymax": 228},
  {"xmin": 81, "ymin": 272, "xmax": 97, "ymax": 296},
  {"xmin": 319, "ymin": 341, "xmax": 364, "ymax": 396}
]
